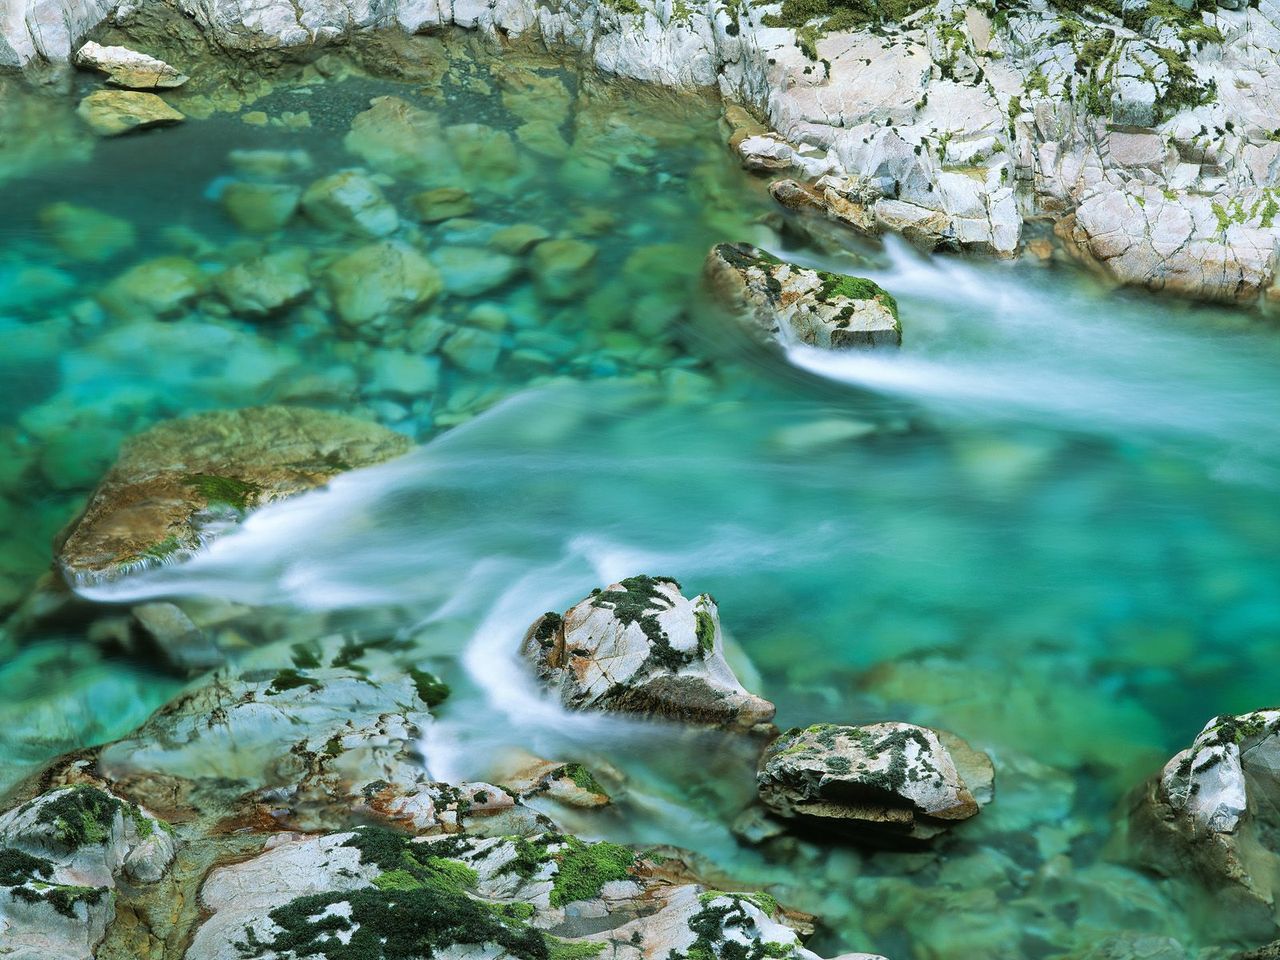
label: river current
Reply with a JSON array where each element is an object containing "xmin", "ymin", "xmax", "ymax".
[{"xmin": 2, "ymin": 28, "xmax": 1279, "ymax": 960}]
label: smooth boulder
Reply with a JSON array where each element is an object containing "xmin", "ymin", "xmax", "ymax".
[{"xmin": 76, "ymin": 90, "xmax": 184, "ymax": 137}]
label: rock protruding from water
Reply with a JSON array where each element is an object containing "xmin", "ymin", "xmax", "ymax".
[
  {"xmin": 0, "ymin": 784, "xmax": 175, "ymax": 957},
  {"xmin": 76, "ymin": 90, "xmax": 185, "ymax": 137},
  {"xmin": 1130, "ymin": 710, "xmax": 1280, "ymax": 938},
  {"xmin": 704, "ymin": 243, "xmax": 901, "ymax": 349},
  {"xmin": 55, "ymin": 406, "xmax": 411, "ymax": 587},
  {"xmin": 521, "ymin": 575, "xmax": 776, "ymax": 731},
  {"xmin": 757, "ymin": 722, "xmax": 993, "ymax": 845},
  {"xmin": 184, "ymin": 829, "xmax": 865, "ymax": 960},
  {"xmin": 74, "ymin": 41, "xmax": 188, "ymax": 89}
]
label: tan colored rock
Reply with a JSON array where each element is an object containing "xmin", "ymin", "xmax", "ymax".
[
  {"xmin": 324, "ymin": 241, "xmax": 442, "ymax": 327},
  {"xmin": 74, "ymin": 41, "xmax": 188, "ymax": 89},
  {"xmin": 76, "ymin": 90, "xmax": 184, "ymax": 137}
]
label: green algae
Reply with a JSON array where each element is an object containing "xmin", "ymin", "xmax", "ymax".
[
  {"xmin": 695, "ymin": 609, "xmax": 716, "ymax": 656},
  {"xmin": 183, "ymin": 473, "xmax": 260, "ymax": 511},
  {"xmin": 408, "ymin": 668, "xmax": 451, "ymax": 708},
  {"xmin": 266, "ymin": 668, "xmax": 321, "ymax": 695},
  {"xmin": 30, "ymin": 786, "xmax": 121, "ymax": 849}
]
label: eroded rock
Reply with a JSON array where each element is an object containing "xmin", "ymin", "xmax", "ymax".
[
  {"xmin": 757, "ymin": 722, "xmax": 993, "ymax": 845},
  {"xmin": 704, "ymin": 243, "xmax": 901, "ymax": 349},
  {"xmin": 521, "ymin": 575, "xmax": 775, "ymax": 731}
]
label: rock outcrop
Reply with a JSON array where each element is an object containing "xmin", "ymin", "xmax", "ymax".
[
  {"xmin": 54, "ymin": 406, "xmax": 411, "ymax": 587},
  {"xmin": 757, "ymin": 722, "xmax": 993, "ymax": 845},
  {"xmin": 74, "ymin": 41, "xmax": 188, "ymax": 88},
  {"xmin": 521, "ymin": 575, "xmax": 776, "ymax": 731},
  {"xmin": 1130, "ymin": 710, "xmax": 1280, "ymax": 939},
  {"xmin": 705, "ymin": 243, "xmax": 902, "ymax": 349}
]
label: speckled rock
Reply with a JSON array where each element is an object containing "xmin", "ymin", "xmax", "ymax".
[
  {"xmin": 757, "ymin": 722, "xmax": 993, "ymax": 845},
  {"xmin": 521, "ymin": 575, "xmax": 775, "ymax": 731},
  {"xmin": 705, "ymin": 243, "xmax": 901, "ymax": 350},
  {"xmin": 1130, "ymin": 710, "xmax": 1280, "ymax": 938},
  {"xmin": 55, "ymin": 406, "xmax": 411, "ymax": 586}
]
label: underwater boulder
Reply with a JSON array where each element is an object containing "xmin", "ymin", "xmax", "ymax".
[
  {"xmin": 1129, "ymin": 710, "xmax": 1280, "ymax": 939},
  {"xmin": 97, "ymin": 255, "xmax": 206, "ymax": 318},
  {"xmin": 520, "ymin": 575, "xmax": 776, "ymax": 731},
  {"xmin": 214, "ymin": 247, "xmax": 312, "ymax": 316},
  {"xmin": 39, "ymin": 202, "xmax": 137, "ymax": 262},
  {"xmin": 220, "ymin": 181, "xmax": 301, "ymax": 234},
  {"xmin": 756, "ymin": 721, "xmax": 993, "ymax": 845},
  {"xmin": 325, "ymin": 240, "xmax": 442, "ymax": 328},
  {"xmin": 530, "ymin": 237, "xmax": 597, "ymax": 302},
  {"xmin": 76, "ymin": 90, "xmax": 185, "ymax": 137},
  {"xmin": 300, "ymin": 170, "xmax": 399, "ymax": 238},
  {"xmin": 0, "ymin": 784, "xmax": 175, "ymax": 957},
  {"xmin": 703, "ymin": 243, "xmax": 901, "ymax": 349},
  {"xmin": 74, "ymin": 41, "xmax": 188, "ymax": 90},
  {"xmin": 55, "ymin": 405, "xmax": 411, "ymax": 587}
]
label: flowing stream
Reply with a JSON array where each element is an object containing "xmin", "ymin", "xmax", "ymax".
[{"xmin": 1, "ymin": 28, "xmax": 1279, "ymax": 960}]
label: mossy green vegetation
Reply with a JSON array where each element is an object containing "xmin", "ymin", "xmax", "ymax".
[
  {"xmin": 761, "ymin": 0, "xmax": 931, "ymax": 32},
  {"xmin": 183, "ymin": 473, "xmax": 260, "ymax": 511},
  {"xmin": 549, "ymin": 836, "xmax": 637, "ymax": 907},
  {"xmin": 12, "ymin": 881, "xmax": 110, "ymax": 918},
  {"xmin": 591, "ymin": 575, "xmax": 691, "ymax": 672},
  {"xmin": 408, "ymin": 668, "xmax": 451, "ymax": 708},
  {"xmin": 815, "ymin": 270, "xmax": 901, "ymax": 322},
  {"xmin": 266, "ymin": 668, "xmax": 321, "ymax": 695},
  {"xmin": 0, "ymin": 847, "xmax": 53, "ymax": 886},
  {"xmin": 556, "ymin": 762, "xmax": 608, "ymax": 796},
  {"xmin": 30, "ymin": 786, "xmax": 121, "ymax": 848},
  {"xmin": 694, "ymin": 608, "xmax": 716, "ymax": 656},
  {"xmin": 671, "ymin": 895, "xmax": 795, "ymax": 960}
]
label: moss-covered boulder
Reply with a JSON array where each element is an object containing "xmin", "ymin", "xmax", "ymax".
[
  {"xmin": 1129, "ymin": 710, "xmax": 1280, "ymax": 939},
  {"xmin": 521, "ymin": 575, "xmax": 775, "ymax": 731},
  {"xmin": 757, "ymin": 722, "xmax": 993, "ymax": 846},
  {"xmin": 55, "ymin": 406, "xmax": 411, "ymax": 587},
  {"xmin": 704, "ymin": 243, "xmax": 901, "ymax": 349}
]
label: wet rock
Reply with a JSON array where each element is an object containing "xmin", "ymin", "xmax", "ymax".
[
  {"xmin": 366, "ymin": 349, "xmax": 441, "ymax": 397},
  {"xmin": 55, "ymin": 406, "xmax": 411, "ymax": 586},
  {"xmin": 498, "ymin": 757, "xmax": 613, "ymax": 808},
  {"xmin": 76, "ymin": 90, "xmax": 184, "ymax": 137},
  {"xmin": 220, "ymin": 181, "xmax": 301, "ymax": 234},
  {"xmin": 74, "ymin": 41, "xmax": 188, "ymax": 89},
  {"xmin": 1130, "ymin": 710, "xmax": 1280, "ymax": 937},
  {"xmin": 431, "ymin": 246, "xmax": 520, "ymax": 297},
  {"xmin": 489, "ymin": 222, "xmax": 551, "ymax": 255},
  {"xmin": 344, "ymin": 95, "xmax": 452, "ymax": 182},
  {"xmin": 325, "ymin": 241, "xmax": 442, "ymax": 327},
  {"xmin": 521, "ymin": 575, "xmax": 776, "ymax": 731},
  {"xmin": 39, "ymin": 202, "xmax": 136, "ymax": 262},
  {"xmin": 412, "ymin": 186, "xmax": 474, "ymax": 222},
  {"xmin": 185, "ymin": 829, "xmax": 855, "ymax": 960},
  {"xmin": 214, "ymin": 247, "xmax": 312, "ymax": 317},
  {"xmin": 757, "ymin": 722, "xmax": 993, "ymax": 845},
  {"xmin": 530, "ymin": 237, "xmax": 597, "ymax": 302},
  {"xmin": 704, "ymin": 243, "xmax": 901, "ymax": 349},
  {"xmin": 300, "ymin": 170, "xmax": 399, "ymax": 238},
  {"xmin": 97, "ymin": 256, "xmax": 206, "ymax": 318},
  {"xmin": 227, "ymin": 148, "xmax": 312, "ymax": 178},
  {"xmin": 441, "ymin": 326, "xmax": 504, "ymax": 373},
  {"xmin": 131, "ymin": 601, "xmax": 224, "ymax": 674},
  {"xmin": 0, "ymin": 784, "xmax": 175, "ymax": 958}
]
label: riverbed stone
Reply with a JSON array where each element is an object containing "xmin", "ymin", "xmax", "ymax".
[
  {"xmin": 39, "ymin": 202, "xmax": 136, "ymax": 262},
  {"xmin": 521, "ymin": 575, "xmax": 776, "ymax": 731},
  {"xmin": 97, "ymin": 256, "xmax": 206, "ymax": 318},
  {"xmin": 757, "ymin": 722, "xmax": 993, "ymax": 845},
  {"xmin": 74, "ymin": 41, "xmax": 188, "ymax": 89},
  {"xmin": 344, "ymin": 95, "xmax": 452, "ymax": 182},
  {"xmin": 1130, "ymin": 710, "xmax": 1280, "ymax": 938},
  {"xmin": 412, "ymin": 186, "xmax": 474, "ymax": 222},
  {"xmin": 704, "ymin": 243, "xmax": 901, "ymax": 349},
  {"xmin": 441, "ymin": 325, "xmax": 503, "ymax": 373},
  {"xmin": 214, "ymin": 247, "xmax": 312, "ymax": 317},
  {"xmin": 432, "ymin": 245, "xmax": 520, "ymax": 297},
  {"xmin": 54, "ymin": 406, "xmax": 411, "ymax": 586},
  {"xmin": 325, "ymin": 241, "xmax": 442, "ymax": 327},
  {"xmin": 300, "ymin": 170, "xmax": 399, "ymax": 238},
  {"xmin": 220, "ymin": 181, "xmax": 301, "ymax": 233},
  {"xmin": 76, "ymin": 90, "xmax": 184, "ymax": 137},
  {"xmin": 530, "ymin": 237, "xmax": 597, "ymax": 301}
]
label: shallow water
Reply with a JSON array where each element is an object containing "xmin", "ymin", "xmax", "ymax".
[{"xmin": 3, "ymin": 29, "xmax": 1280, "ymax": 960}]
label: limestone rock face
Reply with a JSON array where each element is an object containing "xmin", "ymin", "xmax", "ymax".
[
  {"xmin": 183, "ymin": 829, "xmax": 863, "ymax": 960},
  {"xmin": 521, "ymin": 575, "xmax": 775, "ymax": 731},
  {"xmin": 74, "ymin": 41, "xmax": 189, "ymax": 89},
  {"xmin": 55, "ymin": 406, "xmax": 411, "ymax": 587},
  {"xmin": 0, "ymin": 784, "xmax": 175, "ymax": 958},
  {"xmin": 76, "ymin": 91, "xmax": 185, "ymax": 137},
  {"xmin": 757, "ymin": 722, "xmax": 994, "ymax": 845},
  {"xmin": 705, "ymin": 243, "xmax": 901, "ymax": 349},
  {"xmin": 1130, "ymin": 711, "xmax": 1280, "ymax": 938}
]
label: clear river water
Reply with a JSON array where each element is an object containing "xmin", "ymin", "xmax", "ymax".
[{"xmin": 1, "ymin": 28, "xmax": 1279, "ymax": 960}]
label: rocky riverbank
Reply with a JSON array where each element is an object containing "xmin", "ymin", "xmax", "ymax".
[{"xmin": 7, "ymin": 0, "xmax": 1280, "ymax": 304}]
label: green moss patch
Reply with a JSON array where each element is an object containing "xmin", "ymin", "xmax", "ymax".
[
  {"xmin": 408, "ymin": 668, "xmax": 451, "ymax": 708},
  {"xmin": 30, "ymin": 786, "xmax": 122, "ymax": 849},
  {"xmin": 694, "ymin": 609, "xmax": 716, "ymax": 657},
  {"xmin": 549, "ymin": 837, "xmax": 636, "ymax": 907},
  {"xmin": 0, "ymin": 847, "xmax": 54, "ymax": 886},
  {"xmin": 183, "ymin": 473, "xmax": 261, "ymax": 511},
  {"xmin": 591, "ymin": 575, "xmax": 690, "ymax": 672},
  {"xmin": 266, "ymin": 668, "xmax": 321, "ymax": 696}
]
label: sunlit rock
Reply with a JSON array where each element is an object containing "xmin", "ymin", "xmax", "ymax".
[
  {"xmin": 756, "ymin": 722, "xmax": 993, "ymax": 845},
  {"xmin": 76, "ymin": 90, "xmax": 185, "ymax": 137},
  {"xmin": 39, "ymin": 202, "xmax": 136, "ymax": 263},
  {"xmin": 494, "ymin": 754, "xmax": 614, "ymax": 808},
  {"xmin": 324, "ymin": 241, "xmax": 442, "ymax": 327},
  {"xmin": 220, "ymin": 181, "xmax": 301, "ymax": 234},
  {"xmin": 0, "ymin": 784, "xmax": 175, "ymax": 958},
  {"xmin": 55, "ymin": 406, "xmax": 411, "ymax": 586},
  {"xmin": 704, "ymin": 243, "xmax": 901, "ymax": 349},
  {"xmin": 74, "ymin": 41, "xmax": 189, "ymax": 89},
  {"xmin": 214, "ymin": 247, "xmax": 312, "ymax": 317},
  {"xmin": 300, "ymin": 170, "xmax": 399, "ymax": 238},
  {"xmin": 431, "ymin": 246, "xmax": 520, "ymax": 297},
  {"xmin": 97, "ymin": 256, "xmax": 206, "ymax": 318},
  {"xmin": 412, "ymin": 186, "xmax": 474, "ymax": 222},
  {"xmin": 1130, "ymin": 710, "xmax": 1280, "ymax": 937},
  {"xmin": 521, "ymin": 575, "xmax": 776, "ymax": 731},
  {"xmin": 489, "ymin": 222, "xmax": 551, "ymax": 255},
  {"xmin": 530, "ymin": 237, "xmax": 597, "ymax": 302}
]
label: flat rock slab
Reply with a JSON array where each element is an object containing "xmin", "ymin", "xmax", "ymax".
[
  {"xmin": 74, "ymin": 41, "xmax": 188, "ymax": 89},
  {"xmin": 76, "ymin": 90, "xmax": 185, "ymax": 137}
]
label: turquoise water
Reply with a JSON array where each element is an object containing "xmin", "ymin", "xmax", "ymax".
[{"xmin": 4, "ymin": 29, "xmax": 1280, "ymax": 960}]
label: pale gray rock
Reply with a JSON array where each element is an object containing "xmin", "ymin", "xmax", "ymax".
[
  {"xmin": 521, "ymin": 575, "xmax": 776, "ymax": 731},
  {"xmin": 214, "ymin": 247, "xmax": 312, "ymax": 316},
  {"xmin": 74, "ymin": 41, "xmax": 189, "ymax": 88},
  {"xmin": 300, "ymin": 170, "xmax": 399, "ymax": 238}
]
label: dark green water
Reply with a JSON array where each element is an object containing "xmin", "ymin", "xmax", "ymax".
[{"xmin": 3, "ymin": 30, "xmax": 1280, "ymax": 960}]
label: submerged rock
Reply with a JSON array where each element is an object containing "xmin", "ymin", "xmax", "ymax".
[
  {"xmin": 0, "ymin": 784, "xmax": 175, "ymax": 958},
  {"xmin": 705, "ymin": 243, "xmax": 901, "ymax": 349},
  {"xmin": 39, "ymin": 202, "xmax": 136, "ymax": 262},
  {"xmin": 220, "ymin": 181, "xmax": 301, "ymax": 234},
  {"xmin": 496, "ymin": 756, "xmax": 614, "ymax": 809},
  {"xmin": 55, "ymin": 406, "xmax": 411, "ymax": 586},
  {"xmin": 214, "ymin": 247, "xmax": 312, "ymax": 317},
  {"xmin": 97, "ymin": 255, "xmax": 206, "ymax": 318},
  {"xmin": 300, "ymin": 170, "xmax": 399, "ymax": 238},
  {"xmin": 1130, "ymin": 710, "xmax": 1280, "ymax": 937},
  {"xmin": 757, "ymin": 722, "xmax": 993, "ymax": 845},
  {"xmin": 185, "ymin": 829, "xmax": 859, "ymax": 960},
  {"xmin": 521, "ymin": 575, "xmax": 775, "ymax": 731},
  {"xmin": 74, "ymin": 41, "xmax": 188, "ymax": 89},
  {"xmin": 76, "ymin": 90, "xmax": 185, "ymax": 137},
  {"xmin": 530, "ymin": 238, "xmax": 597, "ymax": 302},
  {"xmin": 412, "ymin": 186, "xmax": 474, "ymax": 222},
  {"xmin": 325, "ymin": 241, "xmax": 442, "ymax": 327}
]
